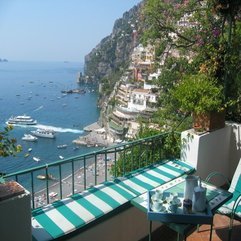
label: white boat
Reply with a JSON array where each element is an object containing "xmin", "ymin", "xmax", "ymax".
[
  {"xmin": 49, "ymin": 192, "xmax": 58, "ymax": 198},
  {"xmin": 7, "ymin": 114, "xmax": 37, "ymax": 125},
  {"xmin": 31, "ymin": 128, "xmax": 55, "ymax": 138},
  {"xmin": 22, "ymin": 134, "xmax": 38, "ymax": 142},
  {"xmin": 59, "ymin": 155, "xmax": 64, "ymax": 160},
  {"xmin": 37, "ymin": 174, "xmax": 55, "ymax": 180},
  {"xmin": 33, "ymin": 157, "xmax": 40, "ymax": 162},
  {"xmin": 57, "ymin": 144, "xmax": 67, "ymax": 149}
]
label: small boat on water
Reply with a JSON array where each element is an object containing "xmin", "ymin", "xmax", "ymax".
[
  {"xmin": 37, "ymin": 174, "xmax": 55, "ymax": 180},
  {"xmin": 7, "ymin": 114, "xmax": 37, "ymax": 125},
  {"xmin": 49, "ymin": 192, "xmax": 58, "ymax": 198},
  {"xmin": 59, "ymin": 155, "xmax": 64, "ymax": 160},
  {"xmin": 57, "ymin": 144, "xmax": 68, "ymax": 149},
  {"xmin": 24, "ymin": 153, "xmax": 30, "ymax": 158},
  {"xmin": 33, "ymin": 157, "xmax": 40, "ymax": 162},
  {"xmin": 22, "ymin": 134, "xmax": 38, "ymax": 142},
  {"xmin": 31, "ymin": 128, "xmax": 55, "ymax": 138},
  {"xmin": 28, "ymin": 148, "xmax": 32, "ymax": 152}
]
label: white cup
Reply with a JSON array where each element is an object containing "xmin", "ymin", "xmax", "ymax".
[
  {"xmin": 169, "ymin": 201, "xmax": 178, "ymax": 213},
  {"xmin": 152, "ymin": 200, "xmax": 163, "ymax": 211},
  {"xmin": 155, "ymin": 189, "xmax": 163, "ymax": 199}
]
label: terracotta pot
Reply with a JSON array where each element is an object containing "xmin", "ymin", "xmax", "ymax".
[
  {"xmin": 0, "ymin": 181, "xmax": 25, "ymax": 201},
  {"xmin": 193, "ymin": 111, "xmax": 225, "ymax": 132}
]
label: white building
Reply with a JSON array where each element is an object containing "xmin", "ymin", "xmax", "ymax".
[{"xmin": 128, "ymin": 89, "xmax": 157, "ymax": 111}]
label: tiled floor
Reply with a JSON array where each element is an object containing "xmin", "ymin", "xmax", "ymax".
[{"xmin": 141, "ymin": 214, "xmax": 241, "ymax": 241}]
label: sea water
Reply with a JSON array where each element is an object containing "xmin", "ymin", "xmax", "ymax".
[{"xmin": 0, "ymin": 61, "xmax": 100, "ymax": 175}]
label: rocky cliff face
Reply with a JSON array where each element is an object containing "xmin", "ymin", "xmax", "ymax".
[{"xmin": 84, "ymin": 2, "xmax": 143, "ymax": 83}]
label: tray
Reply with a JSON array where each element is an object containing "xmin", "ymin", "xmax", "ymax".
[{"xmin": 147, "ymin": 190, "xmax": 213, "ymax": 225}]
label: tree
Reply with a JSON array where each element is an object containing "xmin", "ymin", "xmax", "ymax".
[
  {"xmin": 143, "ymin": 0, "xmax": 241, "ymax": 123},
  {"xmin": 0, "ymin": 125, "xmax": 21, "ymax": 157}
]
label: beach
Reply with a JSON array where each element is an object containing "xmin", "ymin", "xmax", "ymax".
[{"xmin": 34, "ymin": 153, "xmax": 115, "ymax": 208}]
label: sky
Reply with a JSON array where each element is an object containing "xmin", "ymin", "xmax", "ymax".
[{"xmin": 0, "ymin": 0, "xmax": 142, "ymax": 62}]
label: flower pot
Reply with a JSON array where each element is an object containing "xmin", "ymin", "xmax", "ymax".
[
  {"xmin": 193, "ymin": 111, "xmax": 225, "ymax": 132},
  {"xmin": 0, "ymin": 181, "xmax": 25, "ymax": 201}
]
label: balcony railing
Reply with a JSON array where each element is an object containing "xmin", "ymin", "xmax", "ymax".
[{"xmin": 3, "ymin": 132, "xmax": 180, "ymax": 209}]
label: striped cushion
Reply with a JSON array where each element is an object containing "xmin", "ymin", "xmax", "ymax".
[
  {"xmin": 32, "ymin": 181, "xmax": 136, "ymax": 241},
  {"xmin": 114, "ymin": 159, "xmax": 194, "ymax": 195},
  {"xmin": 32, "ymin": 159, "xmax": 194, "ymax": 241}
]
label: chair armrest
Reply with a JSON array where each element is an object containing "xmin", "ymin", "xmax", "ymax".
[
  {"xmin": 205, "ymin": 171, "xmax": 231, "ymax": 188},
  {"xmin": 231, "ymin": 194, "xmax": 241, "ymax": 219}
]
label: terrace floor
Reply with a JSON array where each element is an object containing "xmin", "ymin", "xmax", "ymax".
[{"xmin": 141, "ymin": 214, "xmax": 241, "ymax": 241}]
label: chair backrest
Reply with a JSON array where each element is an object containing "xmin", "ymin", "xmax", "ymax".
[{"xmin": 229, "ymin": 158, "xmax": 241, "ymax": 194}]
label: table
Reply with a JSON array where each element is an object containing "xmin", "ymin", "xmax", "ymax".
[{"xmin": 131, "ymin": 176, "xmax": 233, "ymax": 241}]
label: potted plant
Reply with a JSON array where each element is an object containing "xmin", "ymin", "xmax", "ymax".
[{"xmin": 172, "ymin": 73, "xmax": 225, "ymax": 132}]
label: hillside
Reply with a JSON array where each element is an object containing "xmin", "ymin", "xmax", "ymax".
[{"xmin": 83, "ymin": 2, "xmax": 143, "ymax": 83}]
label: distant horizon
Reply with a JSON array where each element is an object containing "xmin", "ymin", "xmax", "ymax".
[
  {"xmin": 0, "ymin": 59, "xmax": 84, "ymax": 63},
  {"xmin": 0, "ymin": 0, "xmax": 142, "ymax": 62}
]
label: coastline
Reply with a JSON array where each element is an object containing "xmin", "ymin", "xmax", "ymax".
[
  {"xmin": 73, "ymin": 122, "xmax": 113, "ymax": 147},
  {"xmin": 34, "ymin": 154, "xmax": 114, "ymax": 207},
  {"xmin": 34, "ymin": 121, "xmax": 115, "ymax": 207}
]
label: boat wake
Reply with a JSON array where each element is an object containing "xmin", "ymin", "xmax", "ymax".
[
  {"xmin": 33, "ymin": 105, "xmax": 44, "ymax": 112},
  {"xmin": 35, "ymin": 124, "xmax": 83, "ymax": 134}
]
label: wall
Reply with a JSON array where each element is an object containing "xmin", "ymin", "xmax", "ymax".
[
  {"xmin": 227, "ymin": 122, "xmax": 241, "ymax": 177},
  {"xmin": 0, "ymin": 189, "xmax": 31, "ymax": 241},
  {"xmin": 68, "ymin": 206, "xmax": 161, "ymax": 241},
  {"xmin": 181, "ymin": 123, "xmax": 241, "ymax": 185}
]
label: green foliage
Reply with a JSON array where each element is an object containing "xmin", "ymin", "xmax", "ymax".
[
  {"xmin": 0, "ymin": 125, "xmax": 22, "ymax": 157},
  {"xmin": 172, "ymin": 74, "xmax": 224, "ymax": 114},
  {"xmin": 143, "ymin": 0, "xmax": 241, "ymax": 122},
  {"xmin": 110, "ymin": 131, "xmax": 181, "ymax": 177}
]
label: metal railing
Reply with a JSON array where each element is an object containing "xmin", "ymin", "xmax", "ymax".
[{"xmin": 3, "ymin": 132, "xmax": 180, "ymax": 209}]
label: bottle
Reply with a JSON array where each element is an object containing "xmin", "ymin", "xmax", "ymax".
[
  {"xmin": 192, "ymin": 178, "xmax": 207, "ymax": 212},
  {"xmin": 184, "ymin": 175, "xmax": 198, "ymax": 201}
]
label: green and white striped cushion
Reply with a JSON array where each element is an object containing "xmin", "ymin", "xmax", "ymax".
[
  {"xmin": 32, "ymin": 159, "xmax": 194, "ymax": 241},
  {"xmin": 114, "ymin": 159, "xmax": 195, "ymax": 195},
  {"xmin": 32, "ymin": 181, "xmax": 136, "ymax": 241}
]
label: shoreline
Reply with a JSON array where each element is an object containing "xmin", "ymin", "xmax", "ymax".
[
  {"xmin": 34, "ymin": 154, "xmax": 114, "ymax": 207},
  {"xmin": 73, "ymin": 122, "xmax": 113, "ymax": 147}
]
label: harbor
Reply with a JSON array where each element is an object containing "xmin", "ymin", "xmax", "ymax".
[{"xmin": 73, "ymin": 122, "xmax": 112, "ymax": 147}]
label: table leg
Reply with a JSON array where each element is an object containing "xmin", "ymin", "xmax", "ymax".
[
  {"xmin": 149, "ymin": 221, "xmax": 152, "ymax": 241},
  {"xmin": 177, "ymin": 232, "xmax": 187, "ymax": 241},
  {"xmin": 209, "ymin": 223, "xmax": 213, "ymax": 241}
]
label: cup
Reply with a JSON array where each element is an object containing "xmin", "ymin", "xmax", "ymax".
[
  {"xmin": 183, "ymin": 199, "xmax": 192, "ymax": 214},
  {"xmin": 155, "ymin": 189, "xmax": 163, "ymax": 199},
  {"xmin": 152, "ymin": 200, "xmax": 163, "ymax": 211},
  {"xmin": 169, "ymin": 201, "xmax": 178, "ymax": 213},
  {"xmin": 167, "ymin": 192, "xmax": 178, "ymax": 203}
]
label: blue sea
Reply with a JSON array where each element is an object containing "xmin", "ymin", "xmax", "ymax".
[{"xmin": 0, "ymin": 61, "xmax": 100, "ymax": 175}]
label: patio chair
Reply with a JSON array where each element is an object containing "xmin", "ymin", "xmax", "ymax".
[{"xmin": 205, "ymin": 158, "xmax": 241, "ymax": 241}]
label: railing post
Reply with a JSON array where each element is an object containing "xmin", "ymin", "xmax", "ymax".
[
  {"xmin": 83, "ymin": 156, "xmax": 86, "ymax": 190},
  {"xmin": 104, "ymin": 151, "xmax": 107, "ymax": 182},
  {"xmin": 71, "ymin": 160, "xmax": 75, "ymax": 195},
  {"xmin": 59, "ymin": 165, "xmax": 62, "ymax": 199},
  {"xmin": 45, "ymin": 165, "xmax": 49, "ymax": 204},
  {"xmin": 31, "ymin": 172, "xmax": 35, "ymax": 209},
  {"xmin": 114, "ymin": 147, "xmax": 117, "ymax": 178},
  {"xmin": 94, "ymin": 153, "xmax": 97, "ymax": 185}
]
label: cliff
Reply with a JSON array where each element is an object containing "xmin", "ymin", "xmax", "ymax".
[{"xmin": 83, "ymin": 2, "xmax": 143, "ymax": 83}]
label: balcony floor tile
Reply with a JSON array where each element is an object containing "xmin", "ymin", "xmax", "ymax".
[{"xmin": 140, "ymin": 214, "xmax": 241, "ymax": 241}]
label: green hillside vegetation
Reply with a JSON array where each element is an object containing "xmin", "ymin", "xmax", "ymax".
[{"xmin": 143, "ymin": 0, "xmax": 241, "ymax": 130}]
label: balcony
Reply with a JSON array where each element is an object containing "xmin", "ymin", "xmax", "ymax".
[{"xmin": 1, "ymin": 123, "xmax": 240, "ymax": 241}]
